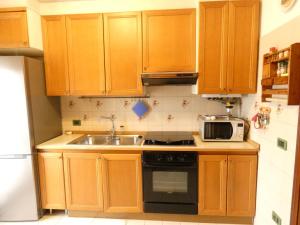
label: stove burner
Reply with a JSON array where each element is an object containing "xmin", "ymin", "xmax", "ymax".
[
  {"xmin": 143, "ymin": 132, "xmax": 195, "ymax": 146},
  {"xmin": 144, "ymin": 139, "xmax": 195, "ymax": 146}
]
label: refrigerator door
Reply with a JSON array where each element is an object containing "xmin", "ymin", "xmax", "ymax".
[
  {"xmin": 0, "ymin": 155, "xmax": 39, "ymax": 221},
  {"xmin": 0, "ymin": 56, "xmax": 32, "ymax": 155}
]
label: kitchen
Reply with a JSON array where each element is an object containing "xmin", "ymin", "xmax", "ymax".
[{"xmin": 0, "ymin": 0, "xmax": 299, "ymax": 225}]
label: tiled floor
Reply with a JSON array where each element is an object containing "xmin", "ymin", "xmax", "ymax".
[{"xmin": 0, "ymin": 214, "xmax": 244, "ymax": 225}]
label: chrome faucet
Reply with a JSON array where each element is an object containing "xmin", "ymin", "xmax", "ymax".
[{"xmin": 101, "ymin": 114, "xmax": 116, "ymax": 137}]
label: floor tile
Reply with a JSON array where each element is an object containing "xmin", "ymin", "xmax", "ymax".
[
  {"xmin": 127, "ymin": 219, "xmax": 145, "ymax": 225},
  {"xmin": 144, "ymin": 220, "xmax": 163, "ymax": 225},
  {"xmin": 58, "ymin": 216, "xmax": 94, "ymax": 225},
  {"xmin": 90, "ymin": 218, "xmax": 126, "ymax": 225}
]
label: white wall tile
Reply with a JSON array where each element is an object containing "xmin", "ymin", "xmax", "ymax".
[{"xmin": 61, "ymin": 87, "xmax": 239, "ymax": 132}]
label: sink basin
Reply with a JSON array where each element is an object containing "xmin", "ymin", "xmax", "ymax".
[{"xmin": 69, "ymin": 135, "xmax": 144, "ymax": 146}]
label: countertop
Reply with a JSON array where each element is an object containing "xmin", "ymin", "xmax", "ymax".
[{"xmin": 36, "ymin": 133, "xmax": 259, "ymax": 154}]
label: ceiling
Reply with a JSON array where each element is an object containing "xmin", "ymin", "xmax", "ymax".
[{"xmin": 38, "ymin": 0, "xmax": 86, "ymax": 2}]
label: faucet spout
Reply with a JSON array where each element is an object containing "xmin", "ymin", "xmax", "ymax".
[{"xmin": 101, "ymin": 114, "xmax": 116, "ymax": 137}]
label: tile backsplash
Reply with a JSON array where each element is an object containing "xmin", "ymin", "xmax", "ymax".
[{"xmin": 61, "ymin": 86, "xmax": 240, "ymax": 132}]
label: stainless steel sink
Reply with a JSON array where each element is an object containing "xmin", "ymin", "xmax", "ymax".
[{"xmin": 68, "ymin": 135, "xmax": 144, "ymax": 146}]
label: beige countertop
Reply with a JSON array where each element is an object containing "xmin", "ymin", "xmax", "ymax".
[{"xmin": 36, "ymin": 133, "xmax": 259, "ymax": 154}]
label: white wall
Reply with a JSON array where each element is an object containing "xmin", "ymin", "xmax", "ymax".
[
  {"xmin": 39, "ymin": 0, "xmax": 198, "ymax": 15},
  {"xmin": 241, "ymin": 2, "xmax": 300, "ymax": 225},
  {"xmin": 0, "ymin": 0, "xmax": 27, "ymax": 8},
  {"xmin": 261, "ymin": 0, "xmax": 300, "ymax": 36},
  {"xmin": 27, "ymin": 8, "xmax": 43, "ymax": 49}
]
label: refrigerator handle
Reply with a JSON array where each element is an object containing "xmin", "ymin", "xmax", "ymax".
[{"xmin": 0, "ymin": 154, "xmax": 29, "ymax": 159}]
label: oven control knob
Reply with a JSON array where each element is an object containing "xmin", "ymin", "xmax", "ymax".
[
  {"xmin": 157, "ymin": 155, "xmax": 163, "ymax": 161},
  {"xmin": 177, "ymin": 155, "xmax": 185, "ymax": 162},
  {"xmin": 167, "ymin": 155, "xmax": 173, "ymax": 161}
]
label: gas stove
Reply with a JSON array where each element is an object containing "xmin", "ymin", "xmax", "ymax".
[{"xmin": 143, "ymin": 131, "xmax": 195, "ymax": 146}]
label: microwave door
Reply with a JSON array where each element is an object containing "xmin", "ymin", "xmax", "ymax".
[{"xmin": 204, "ymin": 122, "xmax": 233, "ymax": 140}]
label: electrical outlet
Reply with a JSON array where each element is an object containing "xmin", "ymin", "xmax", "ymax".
[
  {"xmin": 72, "ymin": 120, "xmax": 81, "ymax": 126},
  {"xmin": 272, "ymin": 211, "xmax": 282, "ymax": 225},
  {"xmin": 277, "ymin": 138, "xmax": 288, "ymax": 151}
]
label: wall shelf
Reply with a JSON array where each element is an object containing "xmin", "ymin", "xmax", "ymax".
[{"xmin": 261, "ymin": 43, "xmax": 300, "ymax": 105}]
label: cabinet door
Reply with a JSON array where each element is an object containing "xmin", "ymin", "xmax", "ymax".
[
  {"xmin": 199, "ymin": 155, "xmax": 227, "ymax": 216},
  {"xmin": 63, "ymin": 153, "xmax": 103, "ymax": 211},
  {"xmin": 42, "ymin": 16, "xmax": 69, "ymax": 96},
  {"xmin": 142, "ymin": 9, "xmax": 196, "ymax": 72},
  {"xmin": 102, "ymin": 154, "xmax": 142, "ymax": 213},
  {"xmin": 38, "ymin": 153, "xmax": 66, "ymax": 210},
  {"xmin": 227, "ymin": 0, "xmax": 259, "ymax": 94},
  {"xmin": 198, "ymin": 2, "xmax": 228, "ymax": 94},
  {"xmin": 0, "ymin": 11, "xmax": 29, "ymax": 48},
  {"xmin": 227, "ymin": 155, "xmax": 257, "ymax": 216},
  {"xmin": 104, "ymin": 12, "xmax": 143, "ymax": 96},
  {"xmin": 66, "ymin": 14, "xmax": 106, "ymax": 95}
]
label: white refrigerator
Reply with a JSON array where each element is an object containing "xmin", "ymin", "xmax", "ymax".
[{"xmin": 0, "ymin": 53, "xmax": 62, "ymax": 221}]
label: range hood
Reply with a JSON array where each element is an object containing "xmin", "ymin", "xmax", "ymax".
[{"xmin": 141, "ymin": 72, "xmax": 198, "ymax": 86}]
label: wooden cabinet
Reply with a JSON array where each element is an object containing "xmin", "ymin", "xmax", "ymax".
[
  {"xmin": 38, "ymin": 153, "xmax": 66, "ymax": 210},
  {"xmin": 227, "ymin": 1, "xmax": 260, "ymax": 93},
  {"xmin": 102, "ymin": 154, "xmax": 142, "ymax": 213},
  {"xmin": 63, "ymin": 153, "xmax": 103, "ymax": 211},
  {"xmin": 198, "ymin": 154, "xmax": 257, "ymax": 217},
  {"xmin": 199, "ymin": 2, "xmax": 228, "ymax": 94},
  {"xmin": 142, "ymin": 9, "xmax": 196, "ymax": 72},
  {"xmin": 42, "ymin": 14, "xmax": 105, "ymax": 96},
  {"xmin": 66, "ymin": 14, "xmax": 105, "ymax": 95},
  {"xmin": 103, "ymin": 12, "xmax": 143, "ymax": 96},
  {"xmin": 199, "ymin": 155, "xmax": 227, "ymax": 216},
  {"xmin": 261, "ymin": 43, "xmax": 300, "ymax": 105},
  {"xmin": 227, "ymin": 155, "xmax": 257, "ymax": 217},
  {"xmin": 42, "ymin": 16, "xmax": 69, "ymax": 96},
  {"xmin": 199, "ymin": 0, "xmax": 260, "ymax": 94},
  {"xmin": 0, "ymin": 9, "xmax": 29, "ymax": 48}
]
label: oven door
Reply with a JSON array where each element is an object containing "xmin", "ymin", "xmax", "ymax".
[
  {"xmin": 204, "ymin": 122, "xmax": 234, "ymax": 140},
  {"xmin": 143, "ymin": 164, "xmax": 197, "ymax": 204}
]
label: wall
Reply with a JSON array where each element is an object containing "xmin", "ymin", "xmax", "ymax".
[
  {"xmin": 241, "ymin": 7, "xmax": 300, "ymax": 225},
  {"xmin": 39, "ymin": 0, "xmax": 198, "ymax": 15},
  {"xmin": 61, "ymin": 86, "xmax": 238, "ymax": 132},
  {"xmin": 261, "ymin": 0, "xmax": 300, "ymax": 36}
]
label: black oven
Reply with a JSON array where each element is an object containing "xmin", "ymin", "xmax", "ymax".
[{"xmin": 142, "ymin": 151, "xmax": 198, "ymax": 214}]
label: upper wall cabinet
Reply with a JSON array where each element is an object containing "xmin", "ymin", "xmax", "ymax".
[
  {"xmin": 42, "ymin": 16, "xmax": 69, "ymax": 96},
  {"xmin": 227, "ymin": 1, "xmax": 260, "ymax": 94},
  {"xmin": 142, "ymin": 9, "xmax": 196, "ymax": 72},
  {"xmin": 42, "ymin": 14, "xmax": 105, "ymax": 96},
  {"xmin": 199, "ymin": 2, "xmax": 228, "ymax": 94},
  {"xmin": 103, "ymin": 12, "xmax": 143, "ymax": 96},
  {"xmin": 199, "ymin": 0, "xmax": 260, "ymax": 94},
  {"xmin": 0, "ymin": 8, "xmax": 29, "ymax": 48},
  {"xmin": 66, "ymin": 14, "xmax": 106, "ymax": 95}
]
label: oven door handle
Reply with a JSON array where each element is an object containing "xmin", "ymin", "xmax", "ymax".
[{"xmin": 142, "ymin": 163, "xmax": 197, "ymax": 169}]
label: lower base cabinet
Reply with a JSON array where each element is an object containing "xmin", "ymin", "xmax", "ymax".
[
  {"xmin": 102, "ymin": 154, "xmax": 143, "ymax": 213},
  {"xmin": 63, "ymin": 153, "xmax": 103, "ymax": 211},
  {"xmin": 227, "ymin": 155, "xmax": 258, "ymax": 216},
  {"xmin": 199, "ymin": 155, "xmax": 257, "ymax": 217},
  {"xmin": 199, "ymin": 155, "xmax": 227, "ymax": 216},
  {"xmin": 37, "ymin": 151, "xmax": 257, "ymax": 217},
  {"xmin": 38, "ymin": 153, "xmax": 66, "ymax": 209}
]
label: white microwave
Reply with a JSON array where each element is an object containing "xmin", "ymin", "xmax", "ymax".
[{"xmin": 199, "ymin": 116, "xmax": 244, "ymax": 142}]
